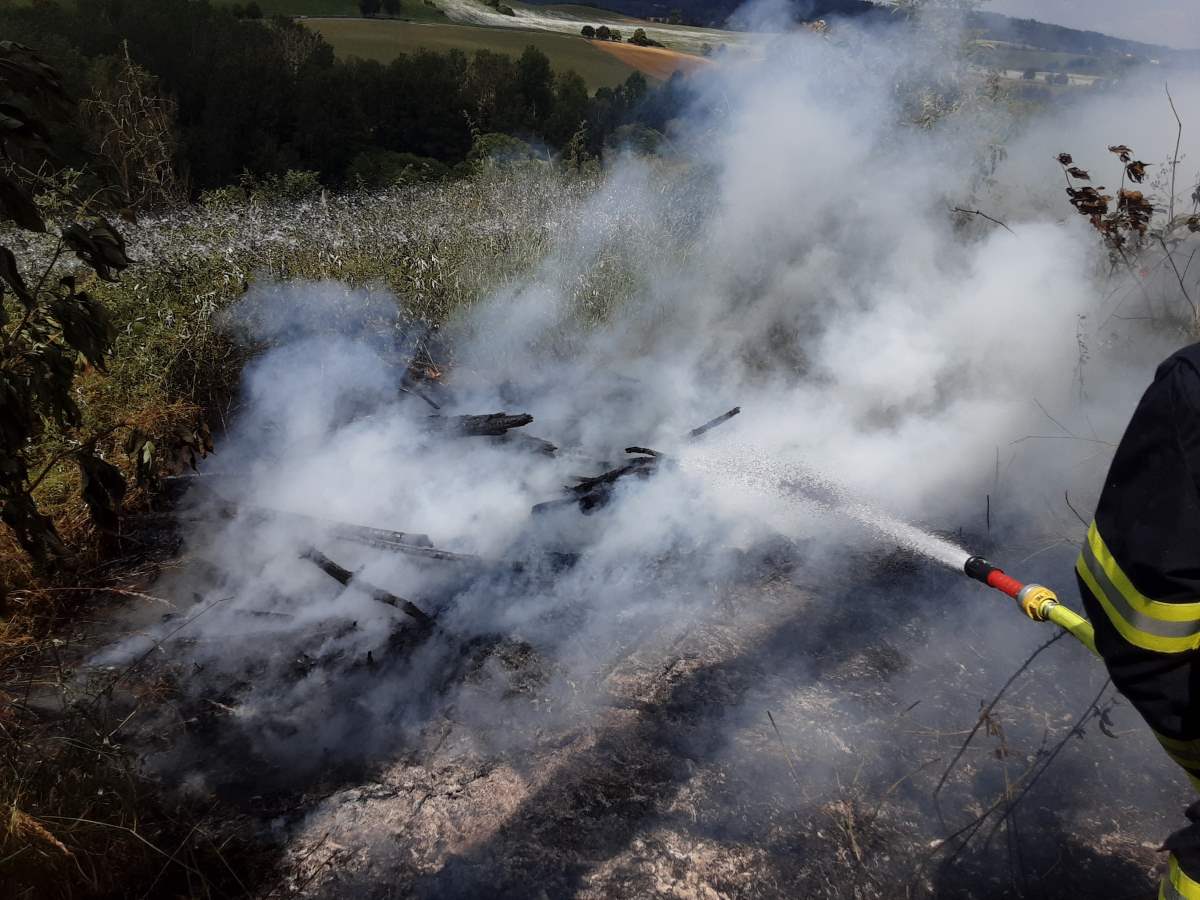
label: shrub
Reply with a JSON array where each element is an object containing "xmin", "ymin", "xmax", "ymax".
[
  {"xmin": 347, "ymin": 149, "xmax": 451, "ymax": 187},
  {"xmin": 468, "ymin": 132, "xmax": 538, "ymax": 165},
  {"xmin": 628, "ymin": 28, "xmax": 663, "ymax": 47}
]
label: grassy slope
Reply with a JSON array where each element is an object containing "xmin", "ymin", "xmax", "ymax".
[{"xmin": 307, "ymin": 17, "xmax": 644, "ymax": 87}]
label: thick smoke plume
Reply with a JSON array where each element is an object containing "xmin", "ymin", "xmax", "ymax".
[{"xmin": 97, "ymin": 13, "xmax": 1200, "ymax": 890}]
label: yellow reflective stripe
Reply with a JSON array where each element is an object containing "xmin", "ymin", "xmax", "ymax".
[
  {"xmin": 1167, "ymin": 855, "xmax": 1200, "ymax": 900},
  {"xmin": 1077, "ymin": 522, "xmax": 1200, "ymax": 653}
]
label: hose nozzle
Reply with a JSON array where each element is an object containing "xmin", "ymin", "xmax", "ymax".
[
  {"xmin": 964, "ymin": 556, "xmax": 997, "ymax": 583},
  {"xmin": 964, "ymin": 556, "xmax": 1024, "ymax": 598},
  {"xmin": 964, "ymin": 556, "xmax": 1060, "ymax": 620}
]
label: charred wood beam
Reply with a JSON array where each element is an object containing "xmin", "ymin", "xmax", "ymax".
[
  {"xmin": 534, "ymin": 454, "xmax": 659, "ymax": 515},
  {"xmin": 426, "ymin": 412, "xmax": 533, "ymax": 437},
  {"xmin": 301, "ymin": 546, "xmax": 434, "ymax": 629},
  {"xmin": 399, "ymin": 382, "xmax": 441, "ymax": 411},
  {"xmin": 687, "ymin": 406, "xmax": 740, "ymax": 440},
  {"xmin": 532, "ymin": 407, "xmax": 740, "ymax": 515},
  {"xmin": 490, "ymin": 431, "xmax": 558, "ymax": 456},
  {"xmin": 158, "ymin": 479, "xmax": 436, "ymax": 550}
]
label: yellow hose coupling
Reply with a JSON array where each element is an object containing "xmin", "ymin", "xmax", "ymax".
[{"xmin": 1016, "ymin": 584, "xmax": 1058, "ymax": 621}]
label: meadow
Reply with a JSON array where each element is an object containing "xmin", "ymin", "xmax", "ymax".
[{"xmin": 307, "ymin": 17, "xmax": 652, "ymax": 87}]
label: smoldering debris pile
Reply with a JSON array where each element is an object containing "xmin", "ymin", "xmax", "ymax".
[{"xmin": 106, "ymin": 341, "xmax": 781, "ymax": 798}]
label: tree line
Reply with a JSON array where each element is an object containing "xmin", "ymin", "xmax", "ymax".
[{"xmin": 0, "ymin": 0, "xmax": 694, "ymax": 199}]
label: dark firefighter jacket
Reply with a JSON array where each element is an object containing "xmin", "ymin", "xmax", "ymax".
[{"xmin": 1077, "ymin": 342, "xmax": 1200, "ymax": 779}]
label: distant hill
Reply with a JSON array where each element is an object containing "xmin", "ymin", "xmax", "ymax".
[{"xmin": 525, "ymin": 0, "xmax": 1200, "ymax": 65}]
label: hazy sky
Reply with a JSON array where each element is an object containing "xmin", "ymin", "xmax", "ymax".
[{"xmin": 986, "ymin": 0, "xmax": 1200, "ymax": 49}]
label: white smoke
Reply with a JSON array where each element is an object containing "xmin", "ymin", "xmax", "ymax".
[{"xmin": 96, "ymin": 14, "xmax": 1200, "ymax": 871}]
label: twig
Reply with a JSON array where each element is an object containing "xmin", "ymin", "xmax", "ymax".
[
  {"xmin": 865, "ymin": 755, "xmax": 942, "ymax": 827},
  {"xmin": 766, "ymin": 710, "xmax": 804, "ymax": 796},
  {"xmin": 26, "ymin": 421, "xmax": 129, "ymax": 492},
  {"xmin": 1167, "ymin": 83, "xmax": 1182, "ymax": 225},
  {"xmin": 90, "ymin": 594, "xmax": 230, "ymax": 703},
  {"xmin": 933, "ymin": 632, "xmax": 1065, "ymax": 803},
  {"xmin": 1063, "ymin": 491, "xmax": 1088, "ymax": 527},
  {"xmin": 952, "ymin": 207, "xmax": 1015, "ymax": 235},
  {"xmin": 982, "ymin": 678, "xmax": 1112, "ymax": 846},
  {"xmin": 1032, "ymin": 398, "xmax": 1071, "ymax": 436},
  {"xmin": 1158, "ymin": 234, "xmax": 1197, "ymax": 319},
  {"xmin": 1009, "ymin": 434, "xmax": 1113, "ymax": 446}
]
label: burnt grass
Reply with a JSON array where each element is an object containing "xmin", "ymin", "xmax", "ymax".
[{"xmin": 22, "ymin": 525, "xmax": 1172, "ymax": 900}]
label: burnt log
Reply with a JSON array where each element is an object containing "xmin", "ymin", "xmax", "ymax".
[
  {"xmin": 534, "ymin": 454, "xmax": 659, "ymax": 515},
  {"xmin": 532, "ymin": 406, "xmax": 740, "ymax": 515},
  {"xmin": 427, "ymin": 412, "xmax": 533, "ymax": 437},
  {"xmin": 490, "ymin": 431, "xmax": 558, "ymax": 456},
  {"xmin": 687, "ymin": 406, "xmax": 740, "ymax": 440},
  {"xmin": 302, "ymin": 546, "xmax": 434, "ymax": 629}
]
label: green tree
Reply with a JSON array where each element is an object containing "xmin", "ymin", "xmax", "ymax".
[
  {"xmin": 382, "ymin": 0, "xmax": 401, "ymax": 12},
  {"xmin": 581, "ymin": 25, "xmax": 595, "ymax": 38},
  {"xmin": 516, "ymin": 45, "xmax": 554, "ymax": 126},
  {"xmin": 546, "ymin": 70, "xmax": 588, "ymax": 147},
  {"xmin": 0, "ymin": 44, "xmax": 132, "ymax": 566},
  {"xmin": 609, "ymin": 28, "xmax": 622, "ymax": 41},
  {"xmin": 595, "ymin": 24, "xmax": 610, "ymax": 40},
  {"xmin": 244, "ymin": 1, "xmax": 264, "ymax": 18},
  {"xmin": 359, "ymin": 0, "xmax": 382, "ymax": 16}
]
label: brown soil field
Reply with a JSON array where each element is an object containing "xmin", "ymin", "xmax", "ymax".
[{"xmin": 591, "ymin": 41, "xmax": 714, "ymax": 80}]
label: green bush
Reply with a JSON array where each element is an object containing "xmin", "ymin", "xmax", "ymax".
[
  {"xmin": 468, "ymin": 132, "xmax": 538, "ymax": 165},
  {"xmin": 347, "ymin": 149, "xmax": 451, "ymax": 187}
]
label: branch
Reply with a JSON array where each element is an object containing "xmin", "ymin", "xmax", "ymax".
[
  {"xmin": 952, "ymin": 207, "xmax": 1015, "ymax": 235},
  {"xmin": 1167, "ymin": 82, "xmax": 1182, "ymax": 225},
  {"xmin": 933, "ymin": 631, "xmax": 1065, "ymax": 804},
  {"xmin": 301, "ymin": 545, "xmax": 434, "ymax": 629},
  {"xmin": 1158, "ymin": 234, "xmax": 1197, "ymax": 320},
  {"xmin": 1063, "ymin": 491, "xmax": 1088, "ymax": 527}
]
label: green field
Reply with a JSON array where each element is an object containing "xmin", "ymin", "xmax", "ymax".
[
  {"xmin": 970, "ymin": 43, "xmax": 1121, "ymax": 76},
  {"xmin": 307, "ymin": 17, "xmax": 642, "ymax": 88}
]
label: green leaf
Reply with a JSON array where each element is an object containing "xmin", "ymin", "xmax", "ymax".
[
  {"xmin": 0, "ymin": 245, "xmax": 34, "ymax": 307},
  {"xmin": 50, "ymin": 290, "xmax": 115, "ymax": 372},
  {"xmin": 0, "ymin": 102, "xmax": 49, "ymax": 143},
  {"xmin": 0, "ymin": 42, "xmax": 68, "ymax": 105},
  {"xmin": 24, "ymin": 342, "xmax": 81, "ymax": 428},
  {"xmin": 0, "ymin": 175, "xmax": 46, "ymax": 233},
  {"xmin": 76, "ymin": 448, "xmax": 127, "ymax": 533},
  {"xmin": 62, "ymin": 219, "xmax": 132, "ymax": 282},
  {"xmin": 0, "ymin": 490, "xmax": 70, "ymax": 566}
]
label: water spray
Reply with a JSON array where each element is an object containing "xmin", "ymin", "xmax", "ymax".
[{"xmin": 963, "ymin": 555, "xmax": 1098, "ymax": 656}]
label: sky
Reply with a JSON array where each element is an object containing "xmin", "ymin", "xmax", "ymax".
[{"xmin": 985, "ymin": 0, "xmax": 1200, "ymax": 49}]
